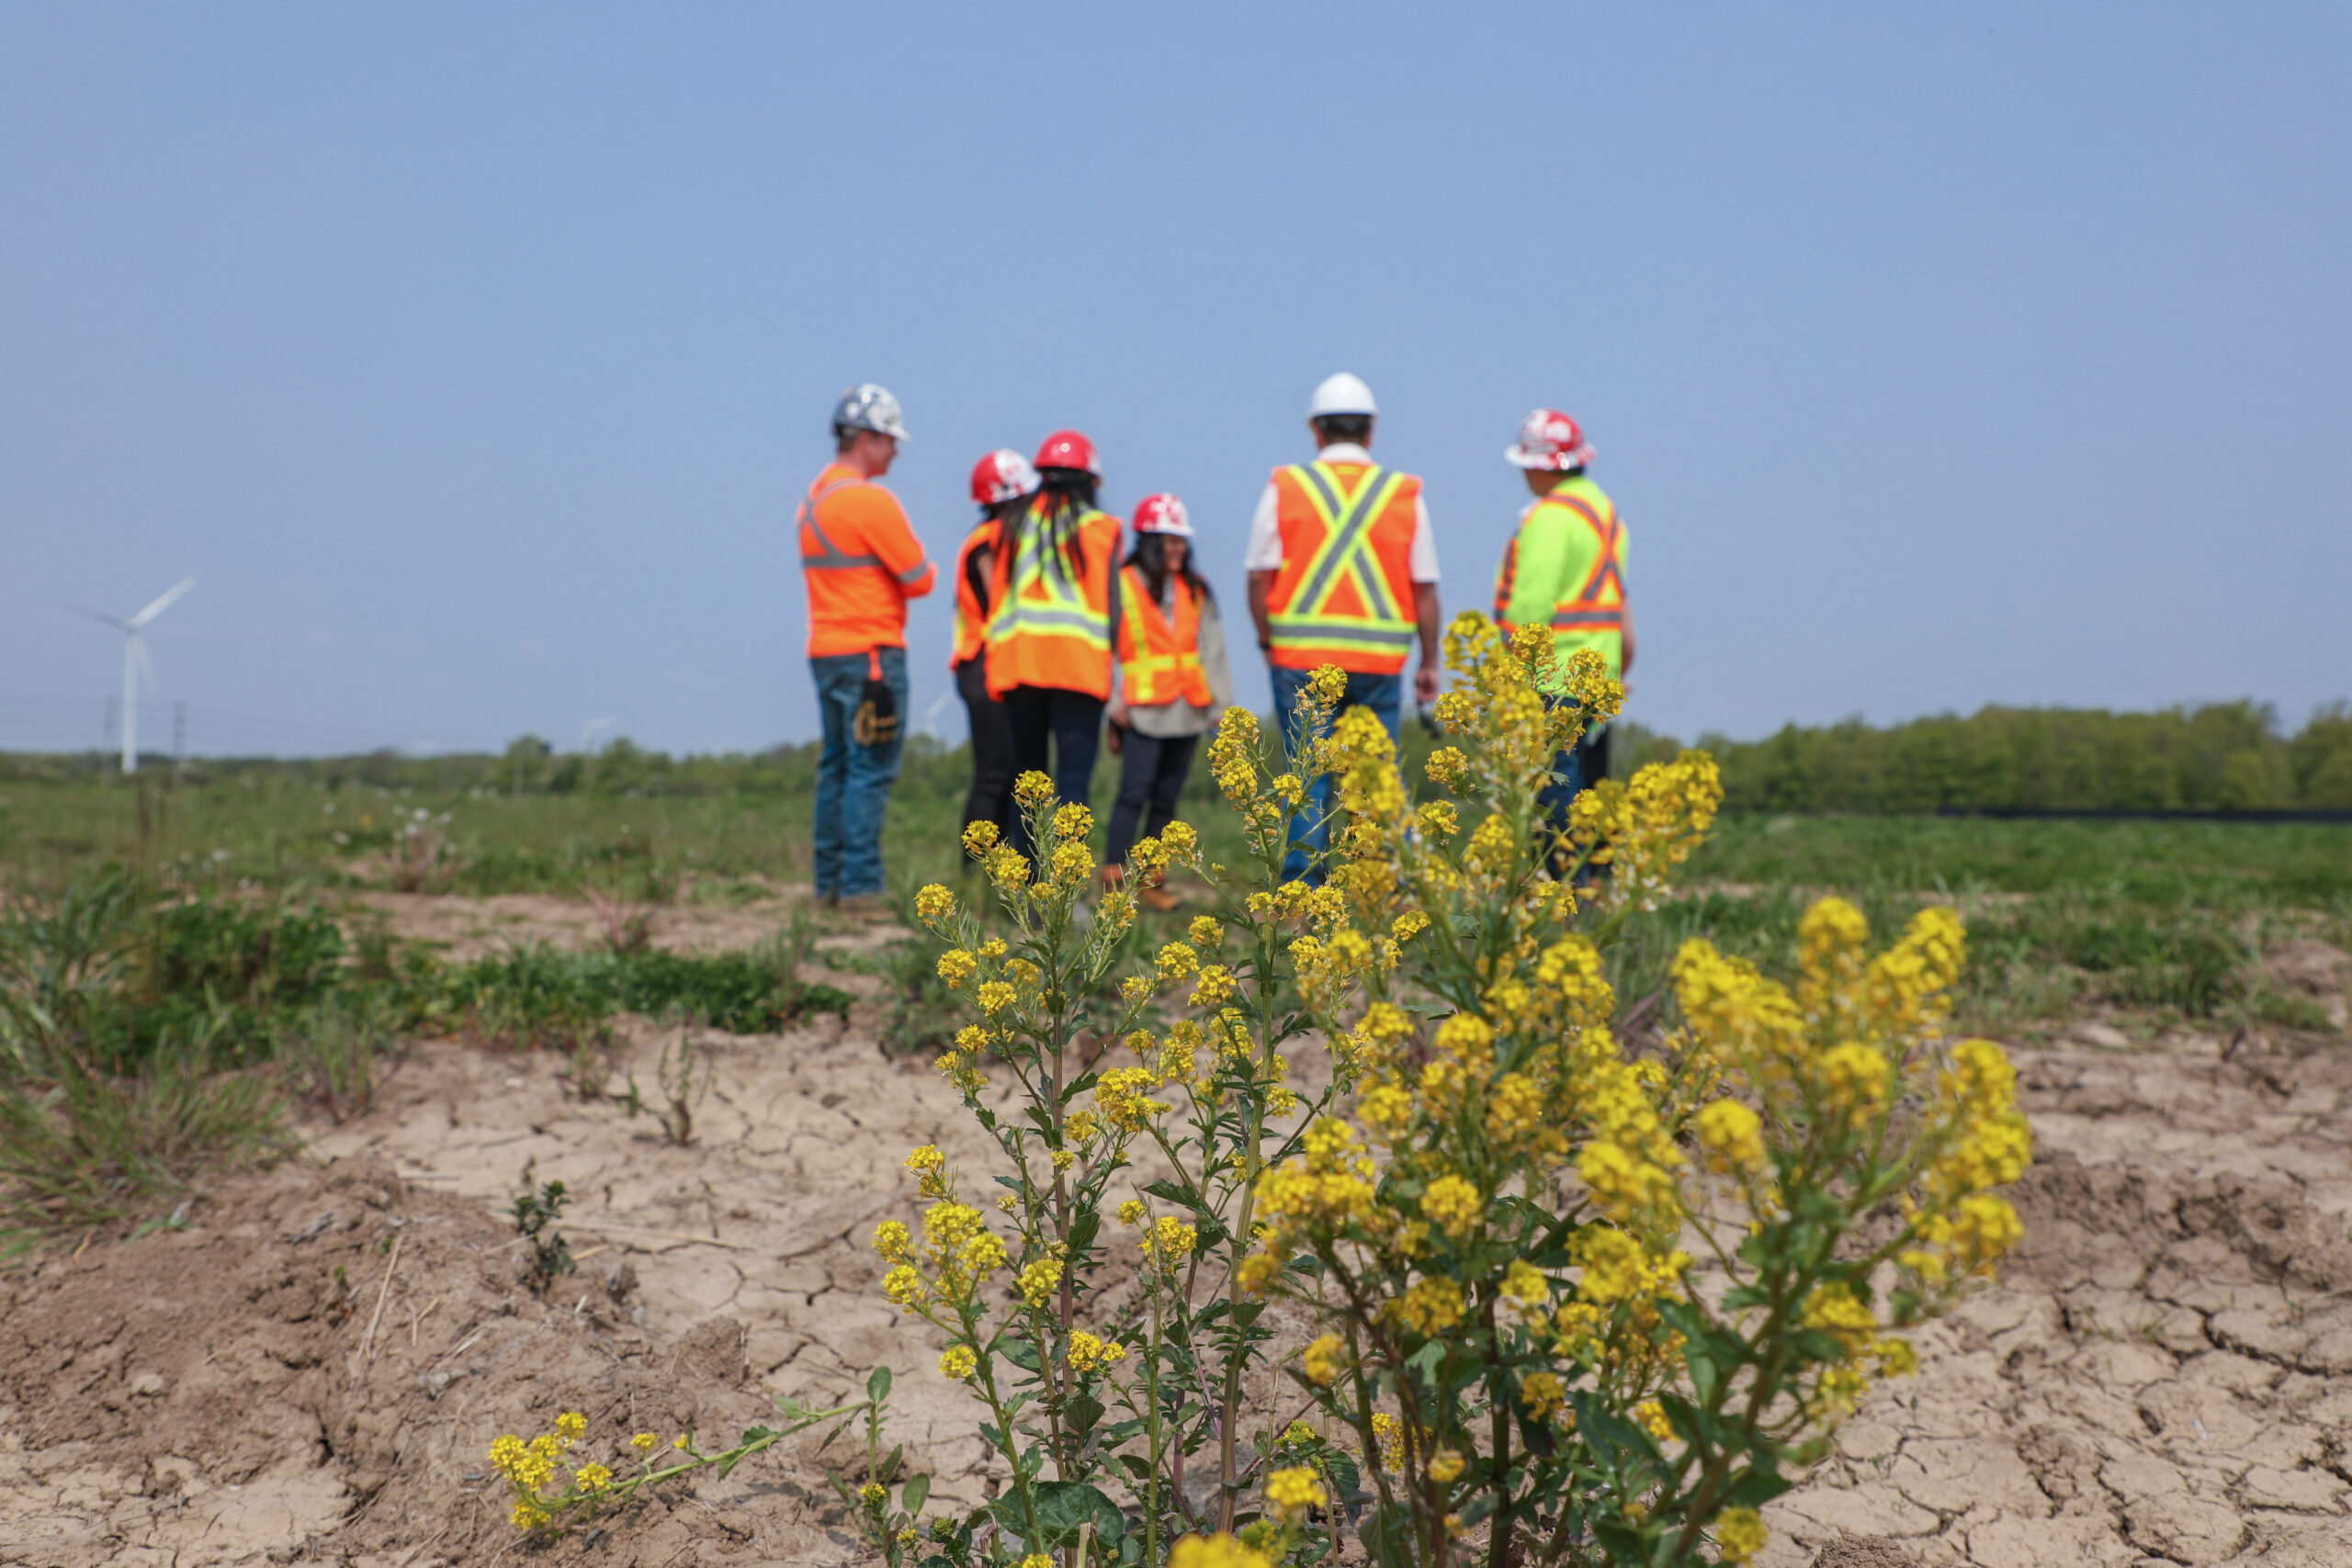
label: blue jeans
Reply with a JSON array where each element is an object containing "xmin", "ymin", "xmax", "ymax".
[
  {"xmin": 1270, "ymin": 664, "xmax": 1401, "ymax": 885},
  {"xmin": 810, "ymin": 648, "xmax": 907, "ymax": 898},
  {"xmin": 1539, "ymin": 720, "xmax": 1611, "ymax": 878}
]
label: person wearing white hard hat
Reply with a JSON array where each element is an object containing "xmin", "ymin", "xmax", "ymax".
[
  {"xmin": 1244, "ymin": 372, "xmax": 1443, "ymax": 883},
  {"xmin": 799, "ymin": 383, "xmax": 934, "ymax": 913},
  {"xmin": 1492, "ymin": 407, "xmax": 1635, "ymax": 843},
  {"xmin": 1104, "ymin": 493, "xmax": 1233, "ymax": 910}
]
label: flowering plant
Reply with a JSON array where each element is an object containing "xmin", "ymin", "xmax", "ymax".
[{"xmin": 899, "ymin": 615, "xmax": 2030, "ymax": 1567}]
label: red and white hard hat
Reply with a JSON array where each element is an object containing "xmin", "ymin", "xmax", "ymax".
[
  {"xmin": 1131, "ymin": 493, "xmax": 1193, "ymax": 537},
  {"xmin": 1033, "ymin": 429, "xmax": 1102, "ymax": 477},
  {"xmin": 1506, "ymin": 408, "xmax": 1596, "ymax": 471},
  {"xmin": 969, "ymin": 448, "xmax": 1041, "ymax": 506}
]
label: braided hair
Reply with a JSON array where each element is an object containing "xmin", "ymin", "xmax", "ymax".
[{"xmin": 1001, "ymin": 468, "xmax": 1100, "ymax": 586}]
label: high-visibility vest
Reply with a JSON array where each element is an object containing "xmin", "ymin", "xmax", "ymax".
[
  {"xmin": 951, "ymin": 519, "xmax": 998, "ymax": 668},
  {"xmin": 1114, "ymin": 567, "xmax": 1212, "ymax": 707},
  {"xmin": 798, "ymin": 464, "xmax": 933, "ymax": 657},
  {"xmin": 1263, "ymin": 461, "xmax": 1421, "ymax": 674},
  {"xmin": 984, "ymin": 504, "xmax": 1120, "ymax": 699},
  {"xmin": 1493, "ymin": 478, "xmax": 1626, "ymax": 678}
]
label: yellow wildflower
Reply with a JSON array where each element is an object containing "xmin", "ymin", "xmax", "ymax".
[
  {"xmin": 938, "ymin": 1345, "xmax": 977, "ymax": 1380},
  {"xmin": 1264, "ymin": 1465, "xmax": 1327, "ymax": 1521}
]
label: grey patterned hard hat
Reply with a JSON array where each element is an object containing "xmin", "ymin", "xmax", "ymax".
[{"xmin": 831, "ymin": 383, "xmax": 910, "ymax": 442}]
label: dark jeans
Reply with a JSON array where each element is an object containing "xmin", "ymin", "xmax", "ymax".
[
  {"xmin": 956, "ymin": 659, "xmax": 1014, "ymax": 838},
  {"xmin": 1539, "ymin": 721, "xmax": 1611, "ymax": 876},
  {"xmin": 810, "ymin": 647, "xmax": 907, "ymax": 898},
  {"xmin": 1001, "ymin": 685, "xmax": 1104, "ymax": 861},
  {"xmin": 1269, "ymin": 664, "xmax": 1402, "ymax": 885},
  {"xmin": 1106, "ymin": 731, "xmax": 1199, "ymax": 867}
]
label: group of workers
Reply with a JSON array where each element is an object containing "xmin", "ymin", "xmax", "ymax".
[{"xmin": 796, "ymin": 373, "xmax": 1634, "ymax": 911}]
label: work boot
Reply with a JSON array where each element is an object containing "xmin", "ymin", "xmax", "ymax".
[
  {"xmin": 835, "ymin": 893, "xmax": 893, "ymax": 921},
  {"xmin": 1139, "ymin": 884, "xmax": 1182, "ymax": 914}
]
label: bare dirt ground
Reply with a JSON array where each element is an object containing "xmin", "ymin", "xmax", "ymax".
[{"xmin": 2, "ymin": 899, "xmax": 2348, "ymax": 1567}]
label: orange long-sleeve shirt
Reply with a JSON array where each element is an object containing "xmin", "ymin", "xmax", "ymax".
[{"xmin": 798, "ymin": 462, "xmax": 936, "ymax": 657}]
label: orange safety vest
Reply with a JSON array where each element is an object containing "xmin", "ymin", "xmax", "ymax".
[
  {"xmin": 1262, "ymin": 460, "xmax": 1421, "ymax": 674},
  {"xmin": 1114, "ymin": 567, "xmax": 1212, "ymax": 707},
  {"xmin": 1493, "ymin": 487, "xmax": 1626, "ymax": 653},
  {"xmin": 984, "ymin": 505, "xmax": 1120, "ymax": 699},
  {"xmin": 951, "ymin": 519, "xmax": 998, "ymax": 668},
  {"xmin": 798, "ymin": 464, "xmax": 934, "ymax": 657}
]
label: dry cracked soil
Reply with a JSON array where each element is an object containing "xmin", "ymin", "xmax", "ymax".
[{"xmin": 2, "ymin": 899, "xmax": 2348, "ymax": 1567}]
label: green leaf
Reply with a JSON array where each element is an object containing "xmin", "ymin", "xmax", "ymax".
[
  {"xmin": 1116, "ymin": 1451, "xmax": 1152, "ymax": 1480},
  {"xmin": 1142, "ymin": 1179, "xmax": 1204, "ymax": 1212},
  {"xmin": 1726, "ymin": 1463, "xmax": 1794, "ymax": 1509},
  {"xmin": 1067, "ymin": 1394, "xmax": 1105, "ymax": 1436},
  {"xmin": 1000, "ymin": 1337, "xmax": 1042, "ymax": 1371},
  {"xmin": 738, "ymin": 1424, "xmax": 776, "ymax": 1445},
  {"xmin": 901, "ymin": 1472, "xmax": 931, "ymax": 1514},
  {"xmin": 1067, "ymin": 1208, "xmax": 1100, "ymax": 1256},
  {"xmin": 867, "ymin": 1365, "xmax": 894, "ymax": 1404}
]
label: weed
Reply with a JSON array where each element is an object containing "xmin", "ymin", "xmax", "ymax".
[
  {"xmin": 510, "ymin": 1179, "xmax": 575, "ymax": 1292},
  {"xmin": 276, "ymin": 992, "xmax": 402, "ymax": 1124}
]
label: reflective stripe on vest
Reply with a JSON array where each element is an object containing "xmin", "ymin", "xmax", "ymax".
[
  {"xmin": 1267, "ymin": 462, "xmax": 1417, "ymax": 653},
  {"xmin": 798, "ymin": 478, "xmax": 881, "ymax": 570},
  {"xmin": 978, "ymin": 512, "xmax": 1114, "ymax": 695},
  {"xmin": 1543, "ymin": 491, "xmax": 1625, "ymax": 632},
  {"xmin": 1116, "ymin": 567, "xmax": 1211, "ymax": 706}
]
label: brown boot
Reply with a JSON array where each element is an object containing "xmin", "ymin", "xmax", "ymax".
[{"xmin": 1139, "ymin": 885, "xmax": 1182, "ymax": 914}]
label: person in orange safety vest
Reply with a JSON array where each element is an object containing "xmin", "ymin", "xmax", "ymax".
[
  {"xmin": 984, "ymin": 428, "xmax": 1124, "ymax": 862},
  {"xmin": 953, "ymin": 448, "xmax": 1039, "ymax": 842},
  {"xmin": 1245, "ymin": 372, "xmax": 1442, "ymax": 883},
  {"xmin": 1103, "ymin": 493, "xmax": 1233, "ymax": 910},
  {"xmin": 798, "ymin": 383, "xmax": 934, "ymax": 911}
]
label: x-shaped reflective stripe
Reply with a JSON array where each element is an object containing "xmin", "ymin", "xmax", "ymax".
[
  {"xmin": 799, "ymin": 479, "xmax": 886, "ymax": 571},
  {"xmin": 1287, "ymin": 463, "xmax": 1408, "ymax": 622}
]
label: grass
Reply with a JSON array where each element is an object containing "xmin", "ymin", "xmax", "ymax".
[{"xmin": 4, "ymin": 740, "xmax": 2346, "ymax": 1242}]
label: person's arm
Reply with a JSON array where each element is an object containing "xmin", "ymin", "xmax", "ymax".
[
  {"xmin": 865, "ymin": 491, "xmax": 935, "ymax": 598},
  {"xmin": 1243, "ymin": 480, "xmax": 1283, "ymax": 653},
  {"xmin": 1621, "ymin": 603, "xmax": 1636, "ymax": 677},
  {"xmin": 1408, "ymin": 494, "xmax": 1442, "ymax": 703},
  {"xmin": 1412, "ymin": 583, "xmax": 1442, "ymax": 704},
  {"xmin": 1248, "ymin": 571, "xmax": 1276, "ymax": 651},
  {"xmin": 1104, "ymin": 565, "xmax": 1128, "ymax": 739}
]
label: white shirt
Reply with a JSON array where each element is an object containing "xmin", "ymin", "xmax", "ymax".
[{"xmin": 1242, "ymin": 444, "xmax": 1441, "ymax": 581}]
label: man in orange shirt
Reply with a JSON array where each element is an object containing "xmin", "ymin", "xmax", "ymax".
[{"xmin": 799, "ymin": 384, "xmax": 934, "ymax": 909}]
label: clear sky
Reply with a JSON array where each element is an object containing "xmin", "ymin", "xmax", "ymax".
[{"xmin": 5, "ymin": 4, "xmax": 2347, "ymax": 757}]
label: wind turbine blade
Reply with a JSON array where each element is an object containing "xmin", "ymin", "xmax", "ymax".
[
  {"xmin": 130, "ymin": 576, "xmax": 198, "ymax": 628},
  {"xmin": 64, "ymin": 602, "xmax": 135, "ymax": 631}
]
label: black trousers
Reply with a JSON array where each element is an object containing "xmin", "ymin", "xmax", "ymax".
[
  {"xmin": 956, "ymin": 659, "xmax": 1015, "ymax": 838},
  {"xmin": 1107, "ymin": 730, "xmax": 1198, "ymax": 867},
  {"xmin": 1000, "ymin": 685, "xmax": 1104, "ymax": 860}
]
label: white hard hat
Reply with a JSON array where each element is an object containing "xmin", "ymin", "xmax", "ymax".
[
  {"xmin": 831, "ymin": 383, "xmax": 910, "ymax": 442},
  {"xmin": 1307, "ymin": 372, "xmax": 1378, "ymax": 420}
]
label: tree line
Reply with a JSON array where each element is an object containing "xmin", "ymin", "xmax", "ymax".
[{"xmin": 1623, "ymin": 701, "xmax": 2352, "ymax": 814}]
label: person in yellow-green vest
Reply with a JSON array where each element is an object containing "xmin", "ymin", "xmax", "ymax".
[{"xmin": 1493, "ymin": 408, "xmax": 1636, "ymax": 836}]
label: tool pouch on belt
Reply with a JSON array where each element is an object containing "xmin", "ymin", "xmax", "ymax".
[{"xmin": 851, "ymin": 649, "xmax": 899, "ymax": 747}]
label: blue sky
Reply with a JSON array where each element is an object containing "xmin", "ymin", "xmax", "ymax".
[{"xmin": 5, "ymin": 4, "xmax": 2346, "ymax": 756}]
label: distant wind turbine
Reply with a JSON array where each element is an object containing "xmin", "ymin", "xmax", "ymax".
[{"xmin": 70, "ymin": 577, "xmax": 197, "ymax": 775}]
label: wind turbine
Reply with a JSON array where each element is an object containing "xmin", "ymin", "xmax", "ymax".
[{"xmin": 71, "ymin": 578, "xmax": 196, "ymax": 775}]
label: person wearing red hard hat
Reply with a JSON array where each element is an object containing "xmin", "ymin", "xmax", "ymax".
[
  {"xmin": 952, "ymin": 449, "xmax": 1041, "ymax": 842},
  {"xmin": 798, "ymin": 383, "xmax": 935, "ymax": 914},
  {"xmin": 1492, "ymin": 407, "xmax": 1636, "ymax": 834},
  {"xmin": 1245, "ymin": 371, "xmax": 1444, "ymax": 885},
  {"xmin": 983, "ymin": 429, "xmax": 1125, "ymax": 861},
  {"xmin": 1103, "ymin": 493, "xmax": 1233, "ymax": 912}
]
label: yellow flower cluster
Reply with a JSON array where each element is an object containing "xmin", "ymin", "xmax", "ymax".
[
  {"xmin": 490, "ymin": 1411, "xmax": 594, "ymax": 1529},
  {"xmin": 1265, "ymin": 1465, "xmax": 1327, "ymax": 1521},
  {"xmin": 1170, "ymin": 1534, "xmax": 1272, "ymax": 1568},
  {"xmin": 1565, "ymin": 750, "xmax": 1722, "ymax": 908}
]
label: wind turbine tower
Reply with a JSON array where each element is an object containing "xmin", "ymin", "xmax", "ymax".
[{"xmin": 72, "ymin": 578, "xmax": 197, "ymax": 775}]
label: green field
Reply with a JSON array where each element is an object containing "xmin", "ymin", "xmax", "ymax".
[{"xmin": 5, "ymin": 739, "xmax": 2346, "ymax": 1243}]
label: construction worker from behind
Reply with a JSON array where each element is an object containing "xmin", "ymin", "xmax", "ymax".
[
  {"xmin": 1493, "ymin": 408, "xmax": 1635, "ymax": 835},
  {"xmin": 954, "ymin": 449, "xmax": 1040, "ymax": 843},
  {"xmin": 1103, "ymin": 493, "xmax": 1233, "ymax": 911},
  {"xmin": 984, "ymin": 429, "xmax": 1125, "ymax": 863},
  {"xmin": 798, "ymin": 384, "xmax": 935, "ymax": 912},
  {"xmin": 1246, "ymin": 372, "xmax": 1442, "ymax": 884}
]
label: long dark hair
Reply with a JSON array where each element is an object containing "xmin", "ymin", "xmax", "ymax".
[
  {"xmin": 1123, "ymin": 531, "xmax": 1211, "ymax": 604},
  {"xmin": 1001, "ymin": 468, "xmax": 1100, "ymax": 585}
]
